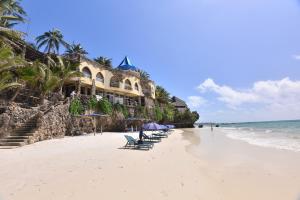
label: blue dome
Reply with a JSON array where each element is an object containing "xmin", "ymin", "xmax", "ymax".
[{"xmin": 117, "ymin": 56, "xmax": 137, "ymax": 71}]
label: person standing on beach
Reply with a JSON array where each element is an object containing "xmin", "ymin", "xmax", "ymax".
[
  {"xmin": 211, "ymin": 123, "xmax": 213, "ymax": 131},
  {"xmin": 138, "ymin": 127, "xmax": 144, "ymax": 144}
]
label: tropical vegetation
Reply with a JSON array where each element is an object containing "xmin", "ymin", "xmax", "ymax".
[
  {"xmin": 69, "ymin": 97, "xmax": 84, "ymax": 116},
  {"xmin": 36, "ymin": 29, "xmax": 68, "ymax": 54},
  {"xmin": 94, "ymin": 56, "xmax": 113, "ymax": 69},
  {"xmin": 0, "ymin": 44, "xmax": 25, "ymax": 92},
  {"xmin": 65, "ymin": 42, "xmax": 88, "ymax": 59},
  {"xmin": 0, "ymin": 0, "xmax": 27, "ymax": 28}
]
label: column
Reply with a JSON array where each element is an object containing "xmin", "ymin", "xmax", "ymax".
[{"xmin": 92, "ymin": 79, "xmax": 96, "ymax": 96}]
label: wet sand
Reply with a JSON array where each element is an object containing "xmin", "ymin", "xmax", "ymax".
[{"xmin": 181, "ymin": 128, "xmax": 300, "ymax": 200}]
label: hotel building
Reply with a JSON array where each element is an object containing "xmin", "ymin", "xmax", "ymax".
[{"xmin": 63, "ymin": 56, "xmax": 156, "ymax": 108}]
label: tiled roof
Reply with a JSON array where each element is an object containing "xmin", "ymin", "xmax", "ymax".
[{"xmin": 117, "ymin": 56, "xmax": 138, "ymax": 71}]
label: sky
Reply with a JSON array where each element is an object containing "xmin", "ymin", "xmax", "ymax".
[{"xmin": 16, "ymin": 0, "xmax": 300, "ymax": 122}]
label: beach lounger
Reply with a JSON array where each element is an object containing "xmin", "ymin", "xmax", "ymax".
[
  {"xmin": 124, "ymin": 135, "xmax": 153, "ymax": 150},
  {"xmin": 143, "ymin": 133, "xmax": 161, "ymax": 142},
  {"xmin": 152, "ymin": 132, "xmax": 168, "ymax": 138}
]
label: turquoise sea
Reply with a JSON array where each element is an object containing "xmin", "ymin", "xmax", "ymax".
[{"xmin": 220, "ymin": 120, "xmax": 300, "ymax": 152}]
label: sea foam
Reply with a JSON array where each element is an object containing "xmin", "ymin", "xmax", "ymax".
[{"xmin": 220, "ymin": 120, "xmax": 300, "ymax": 152}]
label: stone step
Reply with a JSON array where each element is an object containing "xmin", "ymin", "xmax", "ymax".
[
  {"xmin": 23, "ymin": 122, "xmax": 36, "ymax": 125},
  {"xmin": 11, "ymin": 133, "xmax": 34, "ymax": 137},
  {"xmin": 15, "ymin": 127, "xmax": 35, "ymax": 131},
  {"xmin": 14, "ymin": 132, "xmax": 33, "ymax": 135},
  {"xmin": 0, "ymin": 146, "xmax": 19, "ymax": 149},
  {"xmin": 0, "ymin": 139, "xmax": 27, "ymax": 142},
  {"xmin": 7, "ymin": 136, "xmax": 30, "ymax": 139},
  {"xmin": 17, "ymin": 124, "xmax": 37, "ymax": 127},
  {"xmin": 15, "ymin": 129, "xmax": 35, "ymax": 132},
  {"xmin": 0, "ymin": 142, "xmax": 25, "ymax": 146}
]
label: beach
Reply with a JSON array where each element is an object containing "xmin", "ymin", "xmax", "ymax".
[{"xmin": 1, "ymin": 128, "xmax": 300, "ymax": 200}]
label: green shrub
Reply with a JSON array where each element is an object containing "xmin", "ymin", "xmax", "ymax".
[
  {"xmin": 98, "ymin": 98, "xmax": 112, "ymax": 115},
  {"xmin": 134, "ymin": 105, "xmax": 147, "ymax": 118},
  {"xmin": 113, "ymin": 103, "xmax": 129, "ymax": 118},
  {"xmin": 69, "ymin": 98, "xmax": 84, "ymax": 116},
  {"xmin": 163, "ymin": 104, "xmax": 175, "ymax": 122},
  {"xmin": 122, "ymin": 105, "xmax": 129, "ymax": 118},
  {"xmin": 87, "ymin": 96, "xmax": 98, "ymax": 110},
  {"xmin": 154, "ymin": 106, "xmax": 163, "ymax": 122}
]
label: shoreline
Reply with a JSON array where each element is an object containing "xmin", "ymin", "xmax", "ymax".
[{"xmin": 0, "ymin": 129, "xmax": 300, "ymax": 200}]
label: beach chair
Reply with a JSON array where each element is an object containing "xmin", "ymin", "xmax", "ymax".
[
  {"xmin": 152, "ymin": 132, "xmax": 168, "ymax": 138},
  {"xmin": 143, "ymin": 133, "xmax": 161, "ymax": 142},
  {"xmin": 124, "ymin": 135, "xmax": 153, "ymax": 150}
]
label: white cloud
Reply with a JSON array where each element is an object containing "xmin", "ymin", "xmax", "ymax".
[
  {"xmin": 198, "ymin": 78, "xmax": 259, "ymax": 107},
  {"xmin": 197, "ymin": 77, "xmax": 300, "ymax": 121},
  {"xmin": 293, "ymin": 55, "xmax": 300, "ymax": 60},
  {"xmin": 187, "ymin": 96, "xmax": 207, "ymax": 108}
]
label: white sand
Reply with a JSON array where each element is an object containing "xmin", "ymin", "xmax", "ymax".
[{"xmin": 0, "ymin": 128, "xmax": 300, "ymax": 200}]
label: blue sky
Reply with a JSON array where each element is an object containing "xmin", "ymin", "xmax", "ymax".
[{"xmin": 17, "ymin": 0, "xmax": 300, "ymax": 122}]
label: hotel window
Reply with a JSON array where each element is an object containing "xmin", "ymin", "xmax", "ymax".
[
  {"xmin": 110, "ymin": 76, "xmax": 120, "ymax": 88},
  {"xmin": 82, "ymin": 67, "xmax": 92, "ymax": 79},
  {"xmin": 96, "ymin": 72, "xmax": 104, "ymax": 83},
  {"xmin": 134, "ymin": 83, "xmax": 139, "ymax": 91},
  {"xmin": 124, "ymin": 79, "xmax": 132, "ymax": 90}
]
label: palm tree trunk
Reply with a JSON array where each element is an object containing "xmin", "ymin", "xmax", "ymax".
[
  {"xmin": 10, "ymin": 87, "xmax": 21, "ymax": 102},
  {"xmin": 59, "ymin": 86, "xmax": 63, "ymax": 95}
]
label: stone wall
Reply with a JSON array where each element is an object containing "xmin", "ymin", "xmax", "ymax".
[
  {"xmin": 0, "ymin": 104, "xmax": 38, "ymax": 139},
  {"xmin": 68, "ymin": 116, "xmax": 94, "ymax": 135},
  {"xmin": 68, "ymin": 111, "xmax": 126, "ymax": 135},
  {"xmin": 28, "ymin": 103, "xmax": 71, "ymax": 143}
]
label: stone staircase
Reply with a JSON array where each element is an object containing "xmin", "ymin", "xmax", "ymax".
[{"xmin": 0, "ymin": 115, "xmax": 38, "ymax": 149}]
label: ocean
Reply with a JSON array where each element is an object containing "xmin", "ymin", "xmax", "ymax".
[{"xmin": 220, "ymin": 120, "xmax": 300, "ymax": 152}]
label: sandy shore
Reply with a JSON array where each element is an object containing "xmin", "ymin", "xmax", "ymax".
[{"xmin": 0, "ymin": 128, "xmax": 300, "ymax": 200}]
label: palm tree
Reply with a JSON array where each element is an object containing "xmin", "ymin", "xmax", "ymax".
[
  {"xmin": 65, "ymin": 42, "xmax": 87, "ymax": 61},
  {"xmin": 137, "ymin": 69, "xmax": 150, "ymax": 80},
  {"xmin": 0, "ymin": 45, "xmax": 26, "ymax": 93},
  {"xmin": 94, "ymin": 56, "xmax": 112, "ymax": 69},
  {"xmin": 52, "ymin": 56, "xmax": 82, "ymax": 95},
  {"xmin": 0, "ymin": 26, "xmax": 24, "ymax": 52},
  {"xmin": 0, "ymin": 0, "xmax": 27, "ymax": 28},
  {"xmin": 0, "ymin": 0, "xmax": 26, "ymax": 52},
  {"xmin": 19, "ymin": 61, "xmax": 59, "ymax": 104},
  {"xmin": 155, "ymin": 85, "xmax": 170, "ymax": 105},
  {"xmin": 0, "ymin": 71, "xmax": 21, "ymax": 91},
  {"xmin": 35, "ymin": 29, "xmax": 69, "ymax": 54},
  {"xmin": 65, "ymin": 42, "xmax": 87, "ymax": 56}
]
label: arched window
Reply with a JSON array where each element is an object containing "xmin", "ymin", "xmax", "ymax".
[
  {"xmin": 110, "ymin": 76, "xmax": 120, "ymax": 88},
  {"xmin": 134, "ymin": 83, "xmax": 139, "ymax": 91},
  {"xmin": 82, "ymin": 67, "xmax": 92, "ymax": 79},
  {"xmin": 96, "ymin": 72, "xmax": 104, "ymax": 83},
  {"xmin": 124, "ymin": 79, "xmax": 132, "ymax": 90}
]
